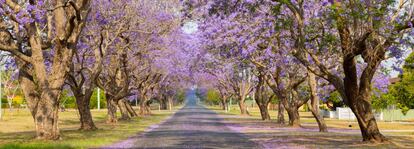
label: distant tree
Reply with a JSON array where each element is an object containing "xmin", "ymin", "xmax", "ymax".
[
  {"xmin": 205, "ymin": 89, "xmax": 221, "ymax": 105},
  {"xmin": 381, "ymin": 52, "xmax": 414, "ymax": 114}
]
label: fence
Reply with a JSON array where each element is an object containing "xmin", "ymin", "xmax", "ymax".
[{"xmin": 321, "ymin": 107, "xmax": 392, "ymax": 121}]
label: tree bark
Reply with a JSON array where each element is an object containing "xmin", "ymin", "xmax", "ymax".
[
  {"xmin": 277, "ymin": 101, "xmax": 285, "ymax": 124},
  {"xmin": 285, "ymin": 106, "xmax": 300, "ymax": 127},
  {"xmin": 342, "ymin": 53, "xmax": 387, "ymax": 142},
  {"xmin": 308, "ymin": 72, "xmax": 328, "ymax": 132},
  {"xmin": 238, "ymin": 96, "xmax": 249, "ymax": 115},
  {"xmin": 32, "ymin": 96, "xmax": 60, "ymax": 140},
  {"xmin": 118, "ymin": 99, "xmax": 130, "ymax": 120},
  {"xmin": 106, "ymin": 96, "xmax": 118, "ymax": 123},
  {"xmin": 167, "ymin": 96, "xmax": 173, "ymax": 111},
  {"xmin": 254, "ymin": 73, "xmax": 271, "ymax": 120},
  {"xmin": 221, "ymin": 99, "xmax": 227, "ymax": 110},
  {"xmin": 220, "ymin": 95, "xmax": 228, "ymax": 111},
  {"xmin": 139, "ymin": 96, "xmax": 151, "ymax": 116},
  {"xmin": 125, "ymin": 101, "xmax": 138, "ymax": 117},
  {"xmin": 351, "ymin": 95, "xmax": 386, "ymax": 142},
  {"xmin": 17, "ymin": 55, "xmax": 64, "ymax": 140},
  {"xmin": 75, "ymin": 94, "xmax": 97, "ymax": 130},
  {"xmin": 258, "ymin": 104, "xmax": 271, "ymax": 120},
  {"xmin": 160, "ymin": 98, "xmax": 168, "ymax": 110}
]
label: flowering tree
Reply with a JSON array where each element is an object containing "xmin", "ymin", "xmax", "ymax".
[
  {"xmin": 274, "ymin": 0, "xmax": 414, "ymax": 142},
  {"xmin": 0, "ymin": 0, "xmax": 91, "ymax": 140}
]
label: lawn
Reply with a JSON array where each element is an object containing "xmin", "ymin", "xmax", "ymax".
[
  {"xmin": 0, "ymin": 107, "xmax": 179, "ymax": 149},
  {"xmin": 208, "ymin": 105, "xmax": 414, "ymax": 148}
]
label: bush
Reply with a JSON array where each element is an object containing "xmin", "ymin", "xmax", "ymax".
[{"xmin": 205, "ymin": 89, "xmax": 220, "ymax": 105}]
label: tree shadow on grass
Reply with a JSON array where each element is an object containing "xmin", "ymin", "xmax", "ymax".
[{"xmin": 248, "ymin": 131, "xmax": 414, "ymax": 148}]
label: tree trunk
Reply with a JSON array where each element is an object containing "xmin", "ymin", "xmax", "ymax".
[
  {"xmin": 258, "ymin": 104, "xmax": 271, "ymax": 120},
  {"xmin": 118, "ymin": 99, "xmax": 130, "ymax": 120},
  {"xmin": 351, "ymin": 96, "xmax": 386, "ymax": 142},
  {"xmin": 342, "ymin": 57, "xmax": 387, "ymax": 142},
  {"xmin": 159, "ymin": 97, "xmax": 168, "ymax": 110},
  {"xmin": 238, "ymin": 96, "xmax": 249, "ymax": 115},
  {"xmin": 308, "ymin": 102, "xmax": 328, "ymax": 132},
  {"xmin": 125, "ymin": 101, "xmax": 138, "ymax": 117},
  {"xmin": 221, "ymin": 98, "xmax": 227, "ymax": 110},
  {"xmin": 18, "ymin": 61, "xmax": 62, "ymax": 140},
  {"xmin": 167, "ymin": 96, "xmax": 173, "ymax": 111},
  {"xmin": 33, "ymin": 98, "xmax": 60, "ymax": 140},
  {"xmin": 285, "ymin": 106, "xmax": 300, "ymax": 127},
  {"xmin": 106, "ymin": 97, "xmax": 118, "ymax": 123},
  {"xmin": 308, "ymin": 72, "xmax": 328, "ymax": 132},
  {"xmin": 277, "ymin": 102, "xmax": 285, "ymax": 124},
  {"xmin": 75, "ymin": 94, "xmax": 97, "ymax": 130},
  {"xmin": 139, "ymin": 98, "xmax": 151, "ymax": 116}
]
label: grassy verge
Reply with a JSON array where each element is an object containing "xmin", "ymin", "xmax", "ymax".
[
  {"xmin": 208, "ymin": 105, "xmax": 414, "ymax": 131},
  {"xmin": 0, "ymin": 107, "xmax": 180, "ymax": 149}
]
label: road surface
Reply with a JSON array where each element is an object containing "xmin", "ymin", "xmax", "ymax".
[{"xmin": 108, "ymin": 90, "xmax": 260, "ymax": 149}]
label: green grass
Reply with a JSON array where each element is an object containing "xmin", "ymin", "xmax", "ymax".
[{"xmin": 0, "ymin": 107, "xmax": 180, "ymax": 149}]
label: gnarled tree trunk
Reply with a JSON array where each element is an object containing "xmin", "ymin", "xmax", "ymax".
[
  {"xmin": 349, "ymin": 92, "xmax": 386, "ymax": 142},
  {"xmin": 75, "ymin": 94, "xmax": 97, "ymax": 130},
  {"xmin": 106, "ymin": 95, "xmax": 118, "ymax": 123},
  {"xmin": 118, "ymin": 99, "xmax": 130, "ymax": 120},
  {"xmin": 342, "ymin": 52, "xmax": 387, "ymax": 142},
  {"xmin": 139, "ymin": 96, "xmax": 151, "ymax": 116},
  {"xmin": 254, "ymin": 72, "xmax": 272, "ymax": 120},
  {"xmin": 125, "ymin": 101, "xmax": 138, "ymax": 117},
  {"xmin": 285, "ymin": 105, "xmax": 300, "ymax": 127},
  {"xmin": 258, "ymin": 104, "xmax": 270, "ymax": 120}
]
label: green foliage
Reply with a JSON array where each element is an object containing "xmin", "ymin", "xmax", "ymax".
[
  {"xmin": 59, "ymin": 88, "xmax": 107, "ymax": 109},
  {"xmin": 60, "ymin": 90, "xmax": 76, "ymax": 109},
  {"xmin": 175, "ymin": 90, "xmax": 186, "ymax": 103},
  {"xmin": 90, "ymin": 88, "xmax": 107, "ymax": 109},
  {"xmin": 326, "ymin": 91, "xmax": 344, "ymax": 109},
  {"xmin": 372, "ymin": 92, "xmax": 396, "ymax": 111},
  {"xmin": 378, "ymin": 52, "xmax": 414, "ymax": 115},
  {"xmin": 205, "ymin": 89, "xmax": 220, "ymax": 105},
  {"xmin": 1, "ymin": 97, "xmax": 6, "ymax": 108}
]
